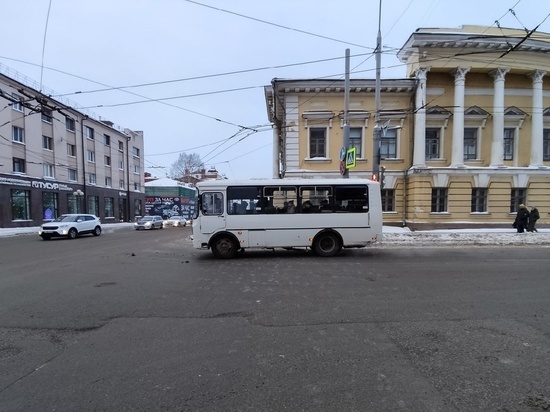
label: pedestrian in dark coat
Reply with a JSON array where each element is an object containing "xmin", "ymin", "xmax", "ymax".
[
  {"xmin": 514, "ymin": 204, "xmax": 530, "ymax": 233},
  {"xmin": 527, "ymin": 206, "xmax": 540, "ymax": 232}
]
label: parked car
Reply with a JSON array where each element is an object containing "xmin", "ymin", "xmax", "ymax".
[
  {"xmin": 134, "ymin": 215, "xmax": 164, "ymax": 230},
  {"xmin": 163, "ymin": 215, "xmax": 187, "ymax": 228},
  {"xmin": 39, "ymin": 214, "xmax": 102, "ymax": 240}
]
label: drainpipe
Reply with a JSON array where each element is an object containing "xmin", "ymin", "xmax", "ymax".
[
  {"xmin": 80, "ymin": 116, "xmax": 88, "ymax": 213},
  {"xmin": 126, "ymin": 135, "xmax": 131, "ymax": 221}
]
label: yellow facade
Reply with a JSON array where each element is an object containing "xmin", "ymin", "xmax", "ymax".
[{"xmin": 265, "ymin": 26, "xmax": 550, "ymax": 229}]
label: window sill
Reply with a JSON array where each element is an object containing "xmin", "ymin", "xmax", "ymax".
[
  {"xmin": 470, "ymin": 212, "xmax": 490, "ymax": 215},
  {"xmin": 381, "ymin": 158, "xmax": 404, "ymax": 163},
  {"xmin": 429, "ymin": 212, "xmax": 451, "ymax": 216},
  {"xmin": 305, "ymin": 157, "xmax": 332, "ymax": 163}
]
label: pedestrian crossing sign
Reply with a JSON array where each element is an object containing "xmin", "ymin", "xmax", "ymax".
[{"xmin": 345, "ymin": 147, "xmax": 356, "ymax": 169}]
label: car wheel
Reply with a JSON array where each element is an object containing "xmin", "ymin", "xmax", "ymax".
[
  {"xmin": 313, "ymin": 232, "xmax": 341, "ymax": 257},
  {"xmin": 93, "ymin": 226, "xmax": 102, "ymax": 236},
  {"xmin": 41, "ymin": 235, "xmax": 52, "ymax": 240},
  {"xmin": 211, "ymin": 235, "xmax": 239, "ymax": 259},
  {"xmin": 68, "ymin": 228, "xmax": 78, "ymax": 239},
  {"xmin": 160, "ymin": 224, "xmax": 163, "ymax": 229}
]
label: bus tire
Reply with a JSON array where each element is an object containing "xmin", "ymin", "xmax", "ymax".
[
  {"xmin": 313, "ymin": 232, "xmax": 342, "ymax": 257},
  {"xmin": 211, "ymin": 235, "xmax": 239, "ymax": 259}
]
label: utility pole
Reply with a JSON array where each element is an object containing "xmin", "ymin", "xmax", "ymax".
[
  {"xmin": 342, "ymin": 48, "xmax": 350, "ymax": 178},
  {"xmin": 372, "ymin": 0, "xmax": 382, "ymax": 183}
]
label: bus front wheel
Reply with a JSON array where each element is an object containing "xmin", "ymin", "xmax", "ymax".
[
  {"xmin": 211, "ymin": 235, "xmax": 239, "ymax": 259},
  {"xmin": 313, "ymin": 232, "xmax": 342, "ymax": 257}
]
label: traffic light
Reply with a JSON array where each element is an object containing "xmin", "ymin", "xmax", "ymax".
[{"xmin": 380, "ymin": 166, "xmax": 386, "ymax": 189}]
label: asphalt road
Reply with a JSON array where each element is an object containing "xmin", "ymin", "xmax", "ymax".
[{"xmin": 1, "ymin": 227, "xmax": 550, "ymax": 411}]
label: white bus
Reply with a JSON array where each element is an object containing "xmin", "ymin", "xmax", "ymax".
[{"xmin": 192, "ymin": 178, "xmax": 383, "ymax": 258}]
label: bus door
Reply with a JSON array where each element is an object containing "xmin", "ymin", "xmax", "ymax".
[{"xmin": 200, "ymin": 192, "xmax": 226, "ymax": 234}]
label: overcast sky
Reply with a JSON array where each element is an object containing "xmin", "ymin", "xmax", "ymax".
[{"xmin": 2, "ymin": 0, "xmax": 550, "ymax": 180}]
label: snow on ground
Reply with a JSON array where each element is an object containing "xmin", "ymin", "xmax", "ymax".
[{"xmin": 2, "ymin": 223, "xmax": 550, "ymax": 247}]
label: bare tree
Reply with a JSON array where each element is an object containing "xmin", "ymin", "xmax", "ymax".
[{"xmin": 169, "ymin": 153, "xmax": 203, "ymax": 179}]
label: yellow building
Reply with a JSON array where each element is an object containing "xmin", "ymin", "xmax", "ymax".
[{"xmin": 265, "ymin": 26, "xmax": 550, "ymax": 229}]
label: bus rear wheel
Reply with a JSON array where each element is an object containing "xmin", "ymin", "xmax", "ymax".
[
  {"xmin": 211, "ymin": 235, "xmax": 239, "ymax": 259},
  {"xmin": 313, "ymin": 232, "xmax": 342, "ymax": 257}
]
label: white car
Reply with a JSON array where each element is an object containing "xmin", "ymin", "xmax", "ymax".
[
  {"xmin": 134, "ymin": 215, "xmax": 164, "ymax": 230},
  {"xmin": 39, "ymin": 214, "xmax": 102, "ymax": 240},
  {"xmin": 163, "ymin": 215, "xmax": 187, "ymax": 227}
]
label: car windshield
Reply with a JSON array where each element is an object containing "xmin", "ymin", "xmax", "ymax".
[
  {"xmin": 55, "ymin": 215, "xmax": 78, "ymax": 222},
  {"xmin": 141, "ymin": 216, "xmax": 153, "ymax": 221}
]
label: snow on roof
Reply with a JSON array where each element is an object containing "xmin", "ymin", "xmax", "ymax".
[{"xmin": 145, "ymin": 178, "xmax": 194, "ymax": 188}]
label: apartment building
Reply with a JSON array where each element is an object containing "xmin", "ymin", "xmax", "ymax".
[
  {"xmin": 265, "ymin": 25, "xmax": 550, "ymax": 229},
  {"xmin": 0, "ymin": 66, "xmax": 145, "ymax": 228}
]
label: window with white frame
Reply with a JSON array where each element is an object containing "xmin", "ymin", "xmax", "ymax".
[
  {"xmin": 66, "ymin": 117, "xmax": 75, "ymax": 132},
  {"xmin": 134, "ymin": 182, "xmax": 140, "ymax": 191},
  {"xmin": 132, "ymin": 146, "xmax": 140, "ymax": 158},
  {"xmin": 118, "ymin": 140, "xmax": 124, "ymax": 152},
  {"xmin": 118, "ymin": 159, "xmax": 124, "ymax": 170},
  {"xmin": 88, "ymin": 173, "xmax": 97, "ymax": 185},
  {"xmin": 87, "ymin": 150, "xmax": 95, "ymax": 163},
  {"xmin": 380, "ymin": 128, "xmax": 397, "ymax": 159},
  {"xmin": 309, "ymin": 128, "xmax": 326, "ymax": 158},
  {"xmin": 104, "ymin": 155, "xmax": 111, "ymax": 166},
  {"xmin": 67, "ymin": 143, "xmax": 76, "ymax": 157},
  {"xmin": 68, "ymin": 169, "xmax": 77, "ymax": 181},
  {"xmin": 303, "ymin": 111, "xmax": 333, "ymax": 159},
  {"xmin": 43, "ymin": 135, "xmax": 53, "ymax": 151},
  {"xmin": 85, "ymin": 126, "xmax": 94, "ymax": 140},
  {"xmin": 471, "ymin": 188, "xmax": 487, "ymax": 212},
  {"xmin": 349, "ymin": 127, "xmax": 362, "ymax": 158},
  {"xmin": 425, "ymin": 107, "xmax": 451, "ymax": 161},
  {"xmin": 133, "ymin": 164, "xmax": 140, "ymax": 174},
  {"xmin": 425, "ymin": 128, "xmax": 441, "ymax": 159},
  {"xmin": 12, "ymin": 126, "xmax": 24, "ymax": 143},
  {"xmin": 464, "ymin": 128, "xmax": 478, "ymax": 160},
  {"xmin": 464, "ymin": 106, "xmax": 488, "ymax": 161},
  {"xmin": 104, "ymin": 134, "xmax": 110, "ymax": 146},
  {"xmin": 105, "ymin": 176, "xmax": 112, "ymax": 187},
  {"xmin": 43, "ymin": 163, "xmax": 55, "ymax": 178},
  {"xmin": 11, "ymin": 93, "xmax": 23, "ymax": 111},
  {"xmin": 119, "ymin": 179, "xmax": 125, "ymax": 189},
  {"xmin": 504, "ymin": 128, "xmax": 515, "ymax": 160}
]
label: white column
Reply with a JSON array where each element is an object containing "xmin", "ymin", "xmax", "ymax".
[
  {"xmin": 489, "ymin": 68, "xmax": 509, "ymax": 167},
  {"xmin": 413, "ymin": 67, "xmax": 430, "ymax": 167},
  {"xmin": 528, "ymin": 70, "xmax": 546, "ymax": 167},
  {"xmin": 451, "ymin": 67, "xmax": 470, "ymax": 167}
]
